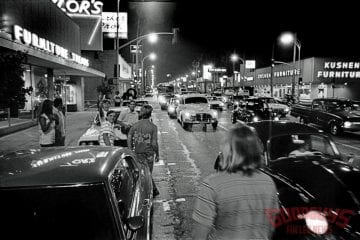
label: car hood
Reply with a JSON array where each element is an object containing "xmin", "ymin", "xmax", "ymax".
[
  {"xmin": 268, "ymin": 156, "xmax": 360, "ymax": 209},
  {"xmin": 332, "ymin": 110, "xmax": 360, "ymax": 119},
  {"xmin": 182, "ymin": 104, "xmax": 211, "ymax": 112},
  {"xmin": 79, "ymin": 126, "xmax": 100, "ymax": 140},
  {"xmin": 267, "ymin": 103, "xmax": 288, "ymax": 110}
]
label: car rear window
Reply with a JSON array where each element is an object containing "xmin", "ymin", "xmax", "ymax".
[{"xmin": 0, "ymin": 184, "xmax": 119, "ymax": 239}]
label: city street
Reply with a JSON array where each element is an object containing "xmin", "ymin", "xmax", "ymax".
[{"xmin": 1, "ymin": 97, "xmax": 360, "ymax": 239}]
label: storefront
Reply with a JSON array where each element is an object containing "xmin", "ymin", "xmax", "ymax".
[
  {"xmin": 0, "ymin": 0, "xmax": 105, "ymax": 118},
  {"xmin": 244, "ymin": 57, "xmax": 360, "ymax": 101}
]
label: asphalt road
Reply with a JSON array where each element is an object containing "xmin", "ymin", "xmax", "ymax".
[{"xmin": 1, "ymin": 96, "xmax": 360, "ymax": 240}]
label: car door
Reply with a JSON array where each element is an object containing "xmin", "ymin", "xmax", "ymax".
[{"xmin": 314, "ymin": 100, "xmax": 328, "ymax": 127}]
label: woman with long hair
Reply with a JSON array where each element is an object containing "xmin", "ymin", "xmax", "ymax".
[
  {"xmin": 192, "ymin": 124, "xmax": 279, "ymax": 240},
  {"xmin": 38, "ymin": 99, "xmax": 56, "ymax": 147}
]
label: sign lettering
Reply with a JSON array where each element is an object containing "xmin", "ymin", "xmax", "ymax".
[{"xmin": 52, "ymin": 0, "xmax": 103, "ymax": 15}]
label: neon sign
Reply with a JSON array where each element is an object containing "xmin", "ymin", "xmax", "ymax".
[
  {"xmin": 14, "ymin": 25, "xmax": 89, "ymax": 67},
  {"xmin": 52, "ymin": 0, "xmax": 103, "ymax": 15}
]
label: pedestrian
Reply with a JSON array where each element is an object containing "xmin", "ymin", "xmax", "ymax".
[
  {"xmin": 127, "ymin": 105, "xmax": 160, "ymax": 197},
  {"xmin": 53, "ymin": 98, "xmax": 65, "ymax": 146},
  {"xmin": 94, "ymin": 99, "xmax": 111, "ymax": 126},
  {"xmin": 192, "ymin": 124, "xmax": 279, "ymax": 240},
  {"xmin": 114, "ymin": 90, "xmax": 122, "ymax": 107},
  {"xmin": 115, "ymin": 100, "xmax": 139, "ymax": 147},
  {"xmin": 38, "ymin": 99, "xmax": 56, "ymax": 147},
  {"xmin": 99, "ymin": 110, "xmax": 116, "ymax": 146}
]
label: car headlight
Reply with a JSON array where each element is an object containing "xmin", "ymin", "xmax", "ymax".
[
  {"xmin": 234, "ymin": 101, "xmax": 239, "ymax": 105},
  {"xmin": 304, "ymin": 211, "xmax": 328, "ymax": 235},
  {"xmin": 220, "ymin": 102, "xmax": 224, "ymax": 107},
  {"xmin": 344, "ymin": 121, "xmax": 352, "ymax": 128},
  {"xmin": 184, "ymin": 112, "xmax": 191, "ymax": 119},
  {"xmin": 168, "ymin": 106, "xmax": 175, "ymax": 112},
  {"xmin": 159, "ymin": 96, "xmax": 165, "ymax": 103},
  {"xmin": 285, "ymin": 108, "xmax": 289, "ymax": 112},
  {"xmin": 211, "ymin": 111, "xmax": 218, "ymax": 118},
  {"xmin": 253, "ymin": 116, "xmax": 259, "ymax": 122},
  {"xmin": 274, "ymin": 116, "xmax": 279, "ymax": 121}
]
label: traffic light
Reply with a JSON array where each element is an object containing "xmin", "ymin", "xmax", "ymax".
[
  {"xmin": 298, "ymin": 77, "xmax": 303, "ymax": 85},
  {"xmin": 172, "ymin": 28, "xmax": 179, "ymax": 44}
]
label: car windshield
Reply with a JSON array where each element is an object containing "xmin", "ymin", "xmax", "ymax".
[
  {"xmin": 327, "ymin": 101, "xmax": 357, "ymax": 111},
  {"xmin": 269, "ymin": 133, "xmax": 340, "ymax": 160},
  {"xmin": 0, "ymin": 184, "xmax": 118, "ymax": 239},
  {"xmin": 185, "ymin": 97, "xmax": 208, "ymax": 104}
]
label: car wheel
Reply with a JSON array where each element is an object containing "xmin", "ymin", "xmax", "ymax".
[
  {"xmin": 212, "ymin": 122, "xmax": 218, "ymax": 131},
  {"xmin": 330, "ymin": 122, "xmax": 342, "ymax": 136}
]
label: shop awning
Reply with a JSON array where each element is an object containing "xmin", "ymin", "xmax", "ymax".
[{"xmin": 0, "ymin": 35, "xmax": 105, "ymax": 78}]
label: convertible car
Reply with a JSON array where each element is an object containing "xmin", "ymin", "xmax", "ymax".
[
  {"xmin": 247, "ymin": 121, "xmax": 360, "ymax": 239},
  {"xmin": 0, "ymin": 146, "xmax": 153, "ymax": 240}
]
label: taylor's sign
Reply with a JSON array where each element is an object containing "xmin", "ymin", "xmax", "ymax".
[
  {"xmin": 14, "ymin": 25, "xmax": 89, "ymax": 67},
  {"xmin": 317, "ymin": 61, "xmax": 360, "ymax": 79},
  {"xmin": 52, "ymin": 0, "xmax": 103, "ymax": 15}
]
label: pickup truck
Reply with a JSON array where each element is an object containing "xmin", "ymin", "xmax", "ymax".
[{"xmin": 290, "ymin": 98, "xmax": 360, "ymax": 135}]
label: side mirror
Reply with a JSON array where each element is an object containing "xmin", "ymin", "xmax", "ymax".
[{"xmin": 126, "ymin": 216, "xmax": 145, "ymax": 232}]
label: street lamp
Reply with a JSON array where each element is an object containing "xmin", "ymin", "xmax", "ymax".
[
  {"xmin": 279, "ymin": 32, "xmax": 301, "ymax": 98},
  {"xmin": 230, "ymin": 53, "xmax": 239, "ymax": 88},
  {"xmin": 141, "ymin": 53, "xmax": 157, "ymax": 94}
]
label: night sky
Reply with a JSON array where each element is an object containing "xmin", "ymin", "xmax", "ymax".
[{"xmin": 102, "ymin": 0, "xmax": 360, "ymax": 84}]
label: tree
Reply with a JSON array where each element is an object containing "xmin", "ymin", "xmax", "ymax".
[{"xmin": 0, "ymin": 51, "xmax": 32, "ymax": 117}]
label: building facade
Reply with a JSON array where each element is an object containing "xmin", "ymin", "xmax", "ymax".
[
  {"xmin": 0, "ymin": 0, "xmax": 105, "ymax": 115},
  {"xmin": 243, "ymin": 57, "xmax": 360, "ymax": 101}
]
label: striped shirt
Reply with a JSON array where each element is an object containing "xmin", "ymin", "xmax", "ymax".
[
  {"xmin": 99, "ymin": 121, "xmax": 114, "ymax": 146},
  {"xmin": 192, "ymin": 171, "xmax": 278, "ymax": 240}
]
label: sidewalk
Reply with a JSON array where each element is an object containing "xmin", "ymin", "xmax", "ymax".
[{"xmin": 0, "ymin": 118, "xmax": 37, "ymax": 137}]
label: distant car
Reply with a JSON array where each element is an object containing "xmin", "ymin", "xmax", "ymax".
[
  {"xmin": 207, "ymin": 96, "xmax": 225, "ymax": 111},
  {"xmin": 257, "ymin": 97, "xmax": 290, "ymax": 117},
  {"xmin": 228, "ymin": 95, "xmax": 249, "ymax": 109},
  {"xmin": 158, "ymin": 94, "xmax": 174, "ymax": 110},
  {"xmin": 244, "ymin": 121, "xmax": 360, "ymax": 240},
  {"xmin": 167, "ymin": 97, "xmax": 179, "ymax": 118},
  {"xmin": 176, "ymin": 94, "xmax": 218, "ymax": 131},
  {"xmin": 231, "ymin": 97, "xmax": 282, "ymax": 123},
  {"xmin": 0, "ymin": 146, "xmax": 153, "ymax": 240}
]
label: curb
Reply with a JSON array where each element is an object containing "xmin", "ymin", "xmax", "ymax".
[{"xmin": 0, "ymin": 121, "xmax": 37, "ymax": 138}]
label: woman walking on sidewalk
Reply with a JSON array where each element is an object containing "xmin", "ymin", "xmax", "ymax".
[{"xmin": 38, "ymin": 99, "xmax": 56, "ymax": 147}]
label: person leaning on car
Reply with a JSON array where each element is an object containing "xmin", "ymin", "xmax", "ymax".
[
  {"xmin": 99, "ymin": 110, "xmax": 116, "ymax": 146},
  {"xmin": 193, "ymin": 124, "xmax": 279, "ymax": 240},
  {"xmin": 94, "ymin": 99, "xmax": 111, "ymax": 126},
  {"xmin": 115, "ymin": 100, "xmax": 139, "ymax": 147}
]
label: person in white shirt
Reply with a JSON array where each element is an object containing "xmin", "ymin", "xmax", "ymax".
[
  {"xmin": 99, "ymin": 110, "xmax": 116, "ymax": 146},
  {"xmin": 115, "ymin": 100, "xmax": 139, "ymax": 147},
  {"xmin": 94, "ymin": 99, "xmax": 111, "ymax": 126}
]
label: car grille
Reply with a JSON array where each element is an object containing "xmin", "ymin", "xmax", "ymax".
[{"xmin": 195, "ymin": 113, "xmax": 212, "ymax": 121}]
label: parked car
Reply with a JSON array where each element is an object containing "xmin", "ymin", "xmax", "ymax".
[
  {"xmin": 290, "ymin": 98, "xmax": 360, "ymax": 135},
  {"xmin": 207, "ymin": 96, "xmax": 225, "ymax": 111},
  {"xmin": 231, "ymin": 121, "xmax": 360, "ymax": 239},
  {"xmin": 176, "ymin": 94, "xmax": 218, "ymax": 131},
  {"xmin": 228, "ymin": 94, "xmax": 249, "ymax": 109},
  {"xmin": 0, "ymin": 146, "xmax": 153, "ymax": 240},
  {"xmin": 231, "ymin": 97, "xmax": 281, "ymax": 123}
]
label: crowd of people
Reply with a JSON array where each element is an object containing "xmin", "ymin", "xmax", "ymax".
[{"xmin": 37, "ymin": 91, "xmax": 279, "ymax": 238}]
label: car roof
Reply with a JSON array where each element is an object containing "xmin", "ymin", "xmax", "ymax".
[
  {"xmin": 248, "ymin": 121, "xmax": 322, "ymax": 145},
  {"xmin": 0, "ymin": 146, "xmax": 135, "ymax": 188}
]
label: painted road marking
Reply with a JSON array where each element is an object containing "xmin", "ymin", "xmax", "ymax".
[
  {"xmin": 167, "ymin": 163, "xmax": 176, "ymax": 166},
  {"xmin": 336, "ymin": 142, "xmax": 360, "ymax": 151},
  {"xmin": 154, "ymin": 160, "xmax": 165, "ymax": 166},
  {"xmin": 154, "ymin": 198, "xmax": 187, "ymax": 204},
  {"xmin": 163, "ymin": 201, "xmax": 171, "ymax": 211},
  {"xmin": 218, "ymin": 124, "xmax": 229, "ymax": 131},
  {"xmin": 161, "ymin": 131, "xmax": 169, "ymax": 134}
]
